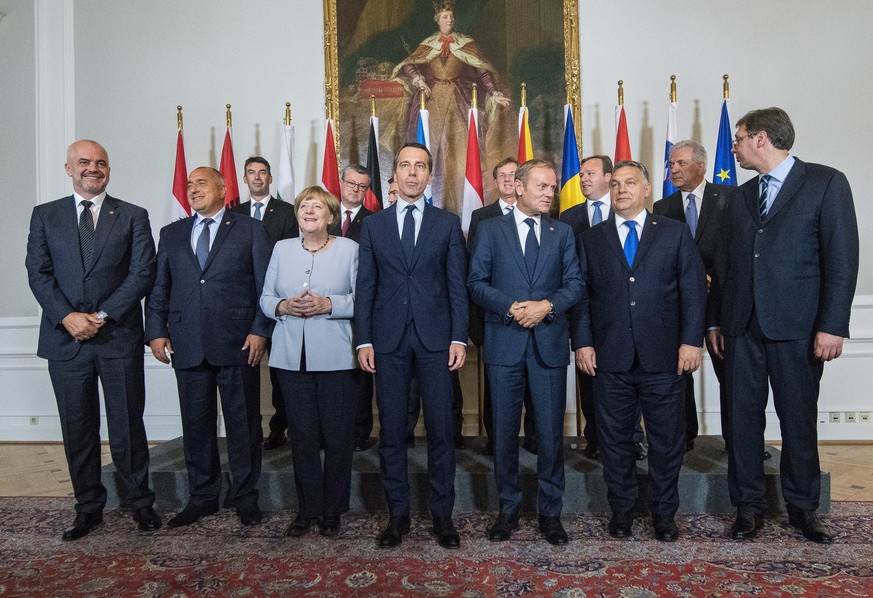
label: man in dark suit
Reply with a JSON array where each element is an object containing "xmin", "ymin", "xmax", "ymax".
[
  {"xmin": 469, "ymin": 159, "xmax": 583, "ymax": 545},
  {"xmin": 467, "ymin": 157, "xmax": 536, "ymax": 456},
  {"xmin": 25, "ymin": 139, "xmax": 161, "ymax": 540},
  {"xmin": 653, "ymin": 141, "xmax": 731, "ymax": 453},
  {"xmin": 230, "ymin": 156, "xmax": 298, "ymax": 451},
  {"xmin": 356, "ymin": 142, "xmax": 468, "ymax": 550},
  {"xmin": 572, "ymin": 161, "xmax": 706, "ymax": 542},
  {"xmin": 708, "ymin": 107, "xmax": 858, "ymax": 544},
  {"xmin": 146, "ymin": 166, "xmax": 274, "ymax": 528}
]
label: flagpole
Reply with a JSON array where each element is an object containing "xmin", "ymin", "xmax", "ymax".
[
  {"xmin": 617, "ymin": 80, "xmax": 624, "ymax": 106},
  {"xmin": 226, "ymin": 104, "xmax": 232, "ymax": 128},
  {"xmin": 177, "ymin": 105, "xmax": 183, "ymax": 130},
  {"xmin": 420, "ymin": 88, "xmax": 426, "ymax": 111},
  {"xmin": 472, "ymin": 83, "xmax": 477, "ymax": 111},
  {"xmin": 723, "ymin": 74, "xmax": 730, "ymax": 99},
  {"xmin": 284, "ymin": 101, "xmax": 291, "ymax": 126},
  {"xmin": 521, "ymin": 82, "xmax": 527, "ymax": 108},
  {"xmin": 370, "ymin": 95, "xmax": 376, "ymax": 118},
  {"xmin": 670, "ymin": 75, "xmax": 677, "ymax": 103}
]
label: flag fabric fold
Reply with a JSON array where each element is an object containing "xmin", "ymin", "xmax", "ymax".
[
  {"xmin": 219, "ymin": 127, "xmax": 240, "ymax": 207},
  {"xmin": 560, "ymin": 105, "xmax": 584, "ymax": 214},
  {"xmin": 713, "ymin": 100, "xmax": 738, "ymax": 186},
  {"xmin": 321, "ymin": 119, "xmax": 341, "ymax": 200},
  {"xmin": 517, "ymin": 106, "xmax": 534, "ymax": 163},
  {"xmin": 276, "ymin": 123, "xmax": 296, "ymax": 203},
  {"xmin": 364, "ymin": 116, "xmax": 383, "ymax": 212},
  {"xmin": 662, "ymin": 101, "xmax": 679, "ymax": 198},
  {"xmin": 461, "ymin": 108, "xmax": 484, "ymax": 234},
  {"xmin": 614, "ymin": 105, "xmax": 632, "ymax": 162},
  {"xmin": 170, "ymin": 129, "xmax": 190, "ymax": 221},
  {"xmin": 415, "ymin": 109, "xmax": 434, "ymax": 205}
]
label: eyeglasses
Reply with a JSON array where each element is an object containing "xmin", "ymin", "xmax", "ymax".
[
  {"xmin": 496, "ymin": 172, "xmax": 516, "ymax": 180},
  {"xmin": 732, "ymin": 133, "xmax": 754, "ymax": 147},
  {"xmin": 342, "ymin": 179, "xmax": 368, "ymax": 192}
]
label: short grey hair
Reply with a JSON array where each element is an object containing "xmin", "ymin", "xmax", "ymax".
[{"xmin": 670, "ymin": 140, "xmax": 707, "ymax": 165}]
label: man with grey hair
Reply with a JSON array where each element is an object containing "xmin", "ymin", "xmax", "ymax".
[{"xmin": 654, "ymin": 140, "xmax": 733, "ymax": 454}]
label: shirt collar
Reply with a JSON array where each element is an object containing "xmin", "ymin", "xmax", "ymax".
[
  {"xmin": 615, "ymin": 209, "xmax": 646, "ymax": 230},
  {"xmin": 250, "ymin": 196, "xmax": 271, "ymax": 209},
  {"xmin": 73, "ymin": 191, "xmax": 106, "ymax": 209},
  {"xmin": 398, "ymin": 196, "xmax": 426, "ymax": 213},
  {"xmin": 513, "ymin": 207, "xmax": 541, "ymax": 227},
  {"xmin": 195, "ymin": 206, "xmax": 226, "ymax": 225},
  {"xmin": 683, "ymin": 180, "xmax": 707, "ymax": 201},
  {"xmin": 764, "ymin": 155, "xmax": 795, "ymax": 183},
  {"xmin": 497, "ymin": 197, "xmax": 515, "ymax": 212}
]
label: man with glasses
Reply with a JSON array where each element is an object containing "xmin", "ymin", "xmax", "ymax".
[{"xmin": 330, "ymin": 164, "xmax": 374, "ymax": 243}]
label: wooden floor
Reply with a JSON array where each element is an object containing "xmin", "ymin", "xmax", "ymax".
[{"xmin": 0, "ymin": 441, "xmax": 871, "ymax": 502}]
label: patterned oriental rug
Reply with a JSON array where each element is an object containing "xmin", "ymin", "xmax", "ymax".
[{"xmin": 1, "ymin": 498, "xmax": 871, "ymax": 597}]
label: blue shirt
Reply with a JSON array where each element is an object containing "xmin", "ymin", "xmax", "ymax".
[{"xmin": 190, "ymin": 207, "xmax": 226, "ymax": 254}]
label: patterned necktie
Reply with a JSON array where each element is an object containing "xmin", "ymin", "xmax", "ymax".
[
  {"xmin": 524, "ymin": 217, "xmax": 539, "ymax": 276},
  {"xmin": 623, "ymin": 220, "xmax": 638, "ymax": 267},
  {"xmin": 685, "ymin": 193, "xmax": 698, "ymax": 237},
  {"xmin": 591, "ymin": 201, "xmax": 604, "ymax": 225},
  {"xmin": 196, "ymin": 218, "xmax": 213, "ymax": 270},
  {"xmin": 78, "ymin": 200, "xmax": 95, "ymax": 269},
  {"xmin": 759, "ymin": 174, "xmax": 772, "ymax": 219},
  {"xmin": 402, "ymin": 204, "xmax": 416, "ymax": 263},
  {"xmin": 342, "ymin": 210, "xmax": 352, "ymax": 237},
  {"xmin": 505, "ymin": 205, "xmax": 514, "ymax": 214},
  {"xmin": 252, "ymin": 202, "xmax": 263, "ymax": 221}
]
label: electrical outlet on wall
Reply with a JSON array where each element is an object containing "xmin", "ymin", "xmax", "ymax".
[
  {"xmin": 860, "ymin": 412, "xmax": 871, "ymax": 423},
  {"xmin": 829, "ymin": 412, "xmax": 840, "ymax": 423},
  {"xmin": 845, "ymin": 412, "xmax": 857, "ymax": 423}
]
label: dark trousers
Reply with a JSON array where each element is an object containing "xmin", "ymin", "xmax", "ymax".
[
  {"xmin": 266, "ymin": 366, "xmax": 288, "ymax": 436},
  {"xmin": 275, "ymin": 368, "xmax": 360, "ymax": 518},
  {"xmin": 725, "ymin": 312, "xmax": 823, "ymax": 513},
  {"xmin": 705, "ymin": 343, "xmax": 730, "ymax": 447},
  {"xmin": 174, "ymin": 361, "xmax": 262, "ymax": 508},
  {"xmin": 596, "ymin": 362, "xmax": 685, "ymax": 516},
  {"xmin": 353, "ymin": 373, "xmax": 375, "ymax": 445},
  {"xmin": 407, "ymin": 370, "xmax": 464, "ymax": 441},
  {"xmin": 488, "ymin": 337, "xmax": 566, "ymax": 517},
  {"xmin": 575, "ymin": 368, "xmax": 644, "ymax": 448},
  {"xmin": 375, "ymin": 326, "xmax": 456, "ymax": 518},
  {"xmin": 48, "ymin": 346, "xmax": 154, "ymax": 514},
  {"xmin": 483, "ymin": 365, "xmax": 536, "ymax": 446}
]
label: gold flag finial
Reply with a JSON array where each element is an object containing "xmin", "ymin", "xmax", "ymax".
[
  {"xmin": 420, "ymin": 88, "xmax": 426, "ymax": 111},
  {"xmin": 472, "ymin": 83, "xmax": 478, "ymax": 111},
  {"xmin": 370, "ymin": 95, "xmax": 376, "ymax": 118},
  {"xmin": 670, "ymin": 75, "xmax": 677, "ymax": 103},
  {"xmin": 225, "ymin": 104, "xmax": 232, "ymax": 128},
  {"xmin": 618, "ymin": 80, "xmax": 624, "ymax": 106},
  {"xmin": 521, "ymin": 82, "xmax": 527, "ymax": 108},
  {"xmin": 723, "ymin": 74, "xmax": 730, "ymax": 100},
  {"xmin": 284, "ymin": 102, "xmax": 291, "ymax": 126},
  {"xmin": 176, "ymin": 105, "xmax": 183, "ymax": 130}
]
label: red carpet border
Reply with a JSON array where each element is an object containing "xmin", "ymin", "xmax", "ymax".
[{"xmin": 0, "ymin": 497, "xmax": 872, "ymax": 596}]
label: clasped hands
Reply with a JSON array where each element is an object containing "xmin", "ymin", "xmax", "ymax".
[
  {"xmin": 62, "ymin": 311, "xmax": 106, "ymax": 343},
  {"xmin": 509, "ymin": 300, "xmax": 551, "ymax": 329},
  {"xmin": 277, "ymin": 290, "xmax": 331, "ymax": 319}
]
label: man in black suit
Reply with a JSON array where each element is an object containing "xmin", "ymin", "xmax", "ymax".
[
  {"xmin": 573, "ymin": 161, "xmax": 706, "ymax": 542},
  {"xmin": 231, "ymin": 157, "xmax": 298, "ymax": 451},
  {"xmin": 653, "ymin": 141, "xmax": 731, "ymax": 453},
  {"xmin": 25, "ymin": 140, "xmax": 161, "ymax": 540},
  {"xmin": 708, "ymin": 107, "xmax": 858, "ymax": 544},
  {"xmin": 146, "ymin": 166, "xmax": 274, "ymax": 528}
]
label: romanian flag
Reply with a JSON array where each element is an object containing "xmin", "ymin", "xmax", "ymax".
[
  {"xmin": 560, "ymin": 105, "xmax": 584, "ymax": 213},
  {"xmin": 364, "ymin": 115, "xmax": 383, "ymax": 212},
  {"xmin": 321, "ymin": 119, "xmax": 341, "ymax": 200},
  {"xmin": 713, "ymin": 100, "xmax": 738, "ymax": 186},
  {"xmin": 614, "ymin": 105, "xmax": 632, "ymax": 162},
  {"xmin": 461, "ymin": 108, "xmax": 484, "ymax": 234},
  {"xmin": 219, "ymin": 127, "xmax": 240, "ymax": 207},
  {"xmin": 517, "ymin": 106, "xmax": 534, "ymax": 163},
  {"xmin": 170, "ymin": 128, "xmax": 190, "ymax": 221}
]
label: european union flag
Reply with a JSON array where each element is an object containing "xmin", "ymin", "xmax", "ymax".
[{"xmin": 713, "ymin": 100, "xmax": 738, "ymax": 186}]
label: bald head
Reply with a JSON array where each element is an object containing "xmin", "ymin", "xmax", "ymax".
[{"xmin": 65, "ymin": 140, "xmax": 110, "ymax": 198}]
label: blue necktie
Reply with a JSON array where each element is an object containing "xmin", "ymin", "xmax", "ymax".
[
  {"xmin": 623, "ymin": 220, "xmax": 638, "ymax": 267},
  {"xmin": 685, "ymin": 193, "xmax": 698, "ymax": 237},
  {"xmin": 402, "ymin": 204, "xmax": 416, "ymax": 264},
  {"xmin": 196, "ymin": 218, "xmax": 213, "ymax": 270},
  {"xmin": 78, "ymin": 200, "xmax": 95, "ymax": 269},
  {"xmin": 759, "ymin": 174, "xmax": 771, "ymax": 219},
  {"xmin": 591, "ymin": 200, "xmax": 604, "ymax": 225},
  {"xmin": 252, "ymin": 202, "xmax": 263, "ymax": 221},
  {"xmin": 524, "ymin": 217, "xmax": 539, "ymax": 276}
]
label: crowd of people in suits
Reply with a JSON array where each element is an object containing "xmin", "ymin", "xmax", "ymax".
[{"xmin": 26, "ymin": 106, "xmax": 857, "ymax": 549}]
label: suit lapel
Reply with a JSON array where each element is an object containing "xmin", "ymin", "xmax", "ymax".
[
  {"xmin": 86, "ymin": 196, "xmax": 120, "ymax": 274},
  {"xmin": 60, "ymin": 197, "xmax": 88, "ymax": 271},
  {"xmin": 740, "ymin": 178, "xmax": 761, "ymax": 225},
  {"xmin": 765, "ymin": 159, "xmax": 805, "ymax": 224},
  {"xmin": 601, "ymin": 216, "xmax": 629, "ymax": 271},
  {"xmin": 532, "ymin": 216, "xmax": 559, "ymax": 282},
  {"xmin": 631, "ymin": 212, "xmax": 658, "ymax": 270},
  {"xmin": 695, "ymin": 184, "xmax": 716, "ymax": 241},
  {"xmin": 410, "ymin": 203, "xmax": 436, "ymax": 269}
]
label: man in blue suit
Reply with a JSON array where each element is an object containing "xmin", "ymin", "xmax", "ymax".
[
  {"xmin": 468, "ymin": 159, "xmax": 583, "ymax": 545},
  {"xmin": 356, "ymin": 142, "xmax": 468, "ymax": 550},
  {"xmin": 572, "ymin": 161, "xmax": 706, "ymax": 542},
  {"xmin": 708, "ymin": 107, "xmax": 859, "ymax": 544},
  {"xmin": 26, "ymin": 139, "xmax": 161, "ymax": 540},
  {"xmin": 146, "ymin": 166, "xmax": 273, "ymax": 528}
]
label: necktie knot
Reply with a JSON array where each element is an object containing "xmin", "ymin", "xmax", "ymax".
[
  {"xmin": 591, "ymin": 200, "xmax": 604, "ymax": 225},
  {"xmin": 252, "ymin": 202, "xmax": 263, "ymax": 221},
  {"xmin": 201, "ymin": 217, "xmax": 214, "ymax": 227},
  {"xmin": 80, "ymin": 200, "xmax": 93, "ymax": 210}
]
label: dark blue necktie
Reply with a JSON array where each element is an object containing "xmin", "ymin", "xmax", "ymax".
[
  {"xmin": 591, "ymin": 200, "xmax": 604, "ymax": 225},
  {"xmin": 623, "ymin": 220, "xmax": 638, "ymax": 267},
  {"xmin": 524, "ymin": 217, "xmax": 538, "ymax": 276},
  {"xmin": 685, "ymin": 193, "xmax": 698, "ymax": 237},
  {"xmin": 759, "ymin": 174, "xmax": 772, "ymax": 219},
  {"xmin": 196, "ymin": 217, "xmax": 213, "ymax": 270},
  {"xmin": 402, "ymin": 204, "xmax": 416, "ymax": 263}
]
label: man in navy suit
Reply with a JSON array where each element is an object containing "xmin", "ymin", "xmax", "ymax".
[
  {"xmin": 230, "ymin": 156, "xmax": 298, "ymax": 451},
  {"xmin": 708, "ymin": 107, "xmax": 858, "ymax": 544},
  {"xmin": 146, "ymin": 166, "xmax": 273, "ymax": 528},
  {"xmin": 573, "ymin": 161, "xmax": 706, "ymax": 542},
  {"xmin": 356, "ymin": 142, "xmax": 468, "ymax": 549},
  {"xmin": 468, "ymin": 159, "xmax": 583, "ymax": 545},
  {"xmin": 26, "ymin": 139, "xmax": 161, "ymax": 540}
]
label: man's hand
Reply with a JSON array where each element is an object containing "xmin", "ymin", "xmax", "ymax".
[
  {"xmin": 678, "ymin": 344, "xmax": 701, "ymax": 374},
  {"xmin": 814, "ymin": 331, "xmax": 844, "ymax": 362},
  {"xmin": 513, "ymin": 300, "xmax": 551, "ymax": 329},
  {"xmin": 149, "ymin": 338, "xmax": 173, "ymax": 364},
  {"xmin": 243, "ymin": 335, "xmax": 267, "ymax": 366},
  {"xmin": 575, "ymin": 347, "xmax": 596, "ymax": 376},
  {"xmin": 706, "ymin": 328, "xmax": 724, "ymax": 360},
  {"xmin": 358, "ymin": 347, "xmax": 376, "ymax": 373},
  {"xmin": 62, "ymin": 312, "xmax": 100, "ymax": 342},
  {"xmin": 448, "ymin": 343, "xmax": 466, "ymax": 371}
]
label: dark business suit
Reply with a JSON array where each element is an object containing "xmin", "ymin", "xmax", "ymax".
[
  {"xmin": 355, "ymin": 201, "xmax": 468, "ymax": 518},
  {"xmin": 145, "ymin": 209, "xmax": 274, "ymax": 509},
  {"xmin": 26, "ymin": 195, "xmax": 156, "ymax": 515},
  {"xmin": 654, "ymin": 182, "xmax": 731, "ymax": 445},
  {"xmin": 572, "ymin": 212, "xmax": 706, "ymax": 516},
  {"xmin": 708, "ymin": 158, "xmax": 858, "ymax": 513},
  {"xmin": 467, "ymin": 200, "xmax": 536, "ymax": 447},
  {"xmin": 231, "ymin": 197, "xmax": 298, "ymax": 439},
  {"xmin": 468, "ymin": 213, "xmax": 583, "ymax": 517},
  {"xmin": 329, "ymin": 204, "xmax": 373, "ymax": 242}
]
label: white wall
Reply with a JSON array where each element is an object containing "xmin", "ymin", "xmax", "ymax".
[{"xmin": 1, "ymin": 0, "xmax": 871, "ymax": 441}]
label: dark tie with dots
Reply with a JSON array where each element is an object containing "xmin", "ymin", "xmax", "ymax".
[
  {"xmin": 524, "ymin": 217, "xmax": 539, "ymax": 276},
  {"xmin": 759, "ymin": 174, "xmax": 771, "ymax": 220},
  {"xmin": 196, "ymin": 218, "xmax": 213, "ymax": 270},
  {"xmin": 402, "ymin": 204, "xmax": 416, "ymax": 264},
  {"xmin": 78, "ymin": 200, "xmax": 95, "ymax": 269}
]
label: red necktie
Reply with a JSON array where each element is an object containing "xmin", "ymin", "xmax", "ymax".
[
  {"xmin": 341, "ymin": 210, "xmax": 352, "ymax": 237},
  {"xmin": 438, "ymin": 35, "xmax": 454, "ymax": 58}
]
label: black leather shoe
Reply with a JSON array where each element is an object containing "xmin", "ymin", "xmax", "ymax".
[
  {"xmin": 787, "ymin": 508, "xmax": 833, "ymax": 544},
  {"xmin": 487, "ymin": 511, "xmax": 519, "ymax": 541},
  {"xmin": 582, "ymin": 443, "xmax": 599, "ymax": 459},
  {"xmin": 731, "ymin": 509, "xmax": 763, "ymax": 540},
  {"xmin": 634, "ymin": 442, "xmax": 647, "ymax": 460},
  {"xmin": 652, "ymin": 514, "xmax": 679, "ymax": 542},
  {"xmin": 133, "ymin": 506, "xmax": 162, "ymax": 532},
  {"xmin": 319, "ymin": 516, "xmax": 341, "ymax": 537},
  {"xmin": 608, "ymin": 511, "xmax": 633, "ymax": 538},
  {"xmin": 263, "ymin": 432, "xmax": 286, "ymax": 450},
  {"xmin": 62, "ymin": 511, "xmax": 103, "ymax": 541},
  {"xmin": 538, "ymin": 515, "xmax": 568, "ymax": 545},
  {"xmin": 285, "ymin": 515, "xmax": 318, "ymax": 537},
  {"xmin": 167, "ymin": 502, "xmax": 219, "ymax": 528},
  {"xmin": 237, "ymin": 503, "xmax": 262, "ymax": 526},
  {"xmin": 433, "ymin": 516, "xmax": 460, "ymax": 549},
  {"xmin": 378, "ymin": 516, "xmax": 411, "ymax": 548}
]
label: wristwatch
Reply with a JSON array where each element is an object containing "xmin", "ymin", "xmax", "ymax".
[{"xmin": 96, "ymin": 310, "xmax": 109, "ymax": 322}]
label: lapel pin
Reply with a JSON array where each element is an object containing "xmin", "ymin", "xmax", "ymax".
[
  {"xmin": 549, "ymin": 227, "xmax": 555, "ymax": 231},
  {"xmin": 109, "ymin": 211, "xmax": 115, "ymax": 215}
]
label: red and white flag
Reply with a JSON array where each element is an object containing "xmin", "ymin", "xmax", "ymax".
[
  {"xmin": 170, "ymin": 128, "xmax": 190, "ymax": 221},
  {"xmin": 461, "ymin": 109, "xmax": 484, "ymax": 234},
  {"xmin": 219, "ymin": 127, "xmax": 240, "ymax": 207},
  {"xmin": 321, "ymin": 119, "xmax": 341, "ymax": 200}
]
